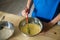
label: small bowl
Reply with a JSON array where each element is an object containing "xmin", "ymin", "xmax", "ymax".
[
  {"xmin": 19, "ymin": 17, "xmax": 43, "ymax": 36},
  {"xmin": 0, "ymin": 21, "xmax": 14, "ymax": 40}
]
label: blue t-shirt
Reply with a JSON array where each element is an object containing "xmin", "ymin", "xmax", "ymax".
[{"xmin": 32, "ymin": 0, "xmax": 60, "ymax": 22}]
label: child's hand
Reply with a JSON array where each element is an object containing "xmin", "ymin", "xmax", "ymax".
[
  {"xmin": 43, "ymin": 22, "xmax": 53, "ymax": 27},
  {"xmin": 21, "ymin": 7, "xmax": 29, "ymax": 17},
  {"xmin": 42, "ymin": 22, "xmax": 54, "ymax": 31}
]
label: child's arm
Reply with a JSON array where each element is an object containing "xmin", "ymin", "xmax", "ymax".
[
  {"xmin": 49, "ymin": 13, "xmax": 60, "ymax": 26},
  {"xmin": 22, "ymin": 0, "xmax": 33, "ymax": 17},
  {"xmin": 26, "ymin": 0, "xmax": 33, "ymax": 9},
  {"xmin": 43, "ymin": 13, "xmax": 60, "ymax": 27}
]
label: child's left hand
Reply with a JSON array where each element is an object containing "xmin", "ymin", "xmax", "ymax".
[
  {"xmin": 43, "ymin": 22, "xmax": 53, "ymax": 27},
  {"xmin": 42, "ymin": 22, "xmax": 54, "ymax": 31}
]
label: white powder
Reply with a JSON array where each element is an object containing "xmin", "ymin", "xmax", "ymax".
[{"xmin": 0, "ymin": 27, "xmax": 14, "ymax": 40}]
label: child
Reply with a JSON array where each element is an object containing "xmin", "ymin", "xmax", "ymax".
[{"xmin": 22, "ymin": 0, "xmax": 60, "ymax": 27}]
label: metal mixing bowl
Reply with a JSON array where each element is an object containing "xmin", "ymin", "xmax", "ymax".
[
  {"xmin": 0, "ymin": 21, "xmax": 14, "ymax": 40},
  {"xmin": 19, "ymin": 17, "xmax": 43, "ymax": 36}
]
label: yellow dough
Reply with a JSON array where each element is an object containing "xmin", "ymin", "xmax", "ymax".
[{"xmin": 20, "ymin": 23, "xmax": 41, "ymax": 36}]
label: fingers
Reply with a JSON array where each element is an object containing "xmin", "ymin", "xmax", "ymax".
[
  {"xmin": 21, "ymin": 9, "xmax": 29, "ymax": 17},
  {"xmin": 21, "ymin": 10, "xmax": 26, "ymax": 17},
  {"xmin": 21, "ymin": 7, "xmax": 30, "ymax": 17}
]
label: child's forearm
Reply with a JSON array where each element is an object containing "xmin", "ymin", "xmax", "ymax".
[
  {"xmin": 50, "ymin": 13, "xmax": 60, "ymax": 25},
  {"xmin": 26, "ymin": 0, "xmax": 33, "ymax": 9}
]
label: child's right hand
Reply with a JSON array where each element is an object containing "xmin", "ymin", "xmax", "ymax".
[{"xmin": 21, "ymin": 7, "xmax": 29, "ymax": 17}]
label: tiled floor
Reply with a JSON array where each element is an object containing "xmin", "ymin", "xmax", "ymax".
[
  {"xmin": 0, "ymin": 0, "xmax": 34, "ymax": 17},
  {"xmin": 0, "ymin": 0, "xmax": 27, "ymax": 15}
]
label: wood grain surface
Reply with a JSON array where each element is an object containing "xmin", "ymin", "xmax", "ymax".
[{"xmin": 0, "ymin": 11, "xmax": 60, "ymax": 40}]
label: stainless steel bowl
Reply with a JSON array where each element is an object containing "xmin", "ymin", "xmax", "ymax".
[
  {"xmin": 19, "ymin": 17, "xmax": 43, "ymax": 36},
  {"xmin": 0, "ymin": 21, "xmax": 14, "ymax": 40}
]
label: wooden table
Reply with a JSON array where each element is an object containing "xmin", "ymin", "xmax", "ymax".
[{"xmin": 0, "ymin": 11, "xmax": 60, "ymax": 40}]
